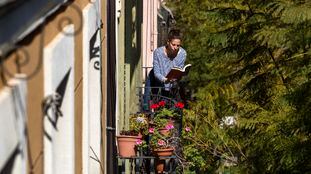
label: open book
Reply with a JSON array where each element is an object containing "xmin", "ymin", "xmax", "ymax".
[{"xmin": 166, "ymin": 64, "xmax": 192, "ymax": 81}]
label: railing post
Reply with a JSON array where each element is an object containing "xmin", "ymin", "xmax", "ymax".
[
  {"xmin": 135, "ymin": 158, "xmax": 140, "ymax": 174},
  {"xmin": 150, "ymin": 158, "xmax": 155, "ymax": 174},
  {"xmin": 121, "ymin": 159, "xmax": 126, "ymax": 174}
]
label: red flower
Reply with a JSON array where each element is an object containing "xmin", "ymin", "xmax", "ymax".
[
  {"xmin": 150, "ymin": 104, "xmax": 159, "ymax": 109},
  {"xmin": 158, "ymin": 101, "xmax": 166, "ymax": 107},
  {"xmin": 175, "ymin": 102, "xmax": 184, "ymax": 109}
]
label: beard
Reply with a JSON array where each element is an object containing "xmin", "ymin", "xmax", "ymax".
[{"xmin": 166, "ymin": 45, "xmax": 179, "ymax": 60}]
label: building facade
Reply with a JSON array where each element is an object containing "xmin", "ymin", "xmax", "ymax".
[{"xmin": 0, "ymin": 0, "xmax": 173, "ymax": 173}]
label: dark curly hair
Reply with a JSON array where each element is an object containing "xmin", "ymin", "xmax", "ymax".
[{"xmin": 167, "ymin": 29, "xmax": 182, "ymax": 41}]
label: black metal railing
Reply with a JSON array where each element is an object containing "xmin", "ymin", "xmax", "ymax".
[{"xmin": 117, "ymin": 155, "xmax": 178, "ymax": 174}]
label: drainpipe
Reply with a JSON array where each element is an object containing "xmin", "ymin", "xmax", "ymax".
[{"xmin": 106, "ymin": 0, "xmax": 117, "ymax": 173}]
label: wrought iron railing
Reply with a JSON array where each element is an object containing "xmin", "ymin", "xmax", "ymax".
[{"xmin": 117, "ymin": 155, "xmax": 178, "ymax": 174}]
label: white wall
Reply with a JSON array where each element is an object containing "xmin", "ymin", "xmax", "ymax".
[
  {"xmin": 82, "ymin": 2, "xmax": 102, "ymax": 174},
  {"xmin": 0, "ymin": 75, "xmax": 27, "ymax": 174},
  {"xmin": 43, "ymin": 24, "xmax": 75, "ymax": 174},
  {"xmin": 142, "ymin": 0, "xmax": 159, "ymax": 80}
]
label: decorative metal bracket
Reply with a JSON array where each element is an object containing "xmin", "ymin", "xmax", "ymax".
[{"xmin": 0, "ymin": 2, "xmax": 83, "ymax": 84}]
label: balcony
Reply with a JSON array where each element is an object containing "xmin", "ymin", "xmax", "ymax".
[{"xmin": 116, "ymin": 81, "xmax": 187, "ymax": 174}]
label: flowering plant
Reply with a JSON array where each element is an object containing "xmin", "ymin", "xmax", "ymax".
[
  {"xmin": 149, "ymin": 127, "xmax": 177, "ymax": 149},
  {"xmin": 129, "ymin": 113, "xmax": 149, "ymax": 136},
  {"xmin": 148, "ymin": 126, "xmax": 193, "ymax": 152},
  {"xmin": 147, "ymin": 100, "xmax": 187, "ymax": 152},
  {"xmin": 149, "ymin": 100, "xmax": 185, "ymax": 132},
  {"xmin": 150, "ymin": 101, "xmax": 185, "ymax": 119},
  {"xmin": 147, "ymin": 101, "xmax": 185, "ymax": 149},
  {"xmin": 135, "ymin": 139, "xmax": 148, "ymax": 152}
]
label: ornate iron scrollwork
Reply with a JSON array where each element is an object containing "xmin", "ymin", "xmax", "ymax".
[
  {"xmin": 58, "ymin": 2, "xmax": 83, "ymax": 37},
  {"xmin": 0, "ymin": 2, "xmax": 83, "ymax": 83}
]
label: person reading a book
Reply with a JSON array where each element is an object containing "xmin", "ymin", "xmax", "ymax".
[{"xmin": 150, "ymin": 29, "xmax": 187, "ymax": 97}]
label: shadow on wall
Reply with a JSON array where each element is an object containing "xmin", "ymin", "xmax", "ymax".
[{"xmin": 124, "ymin": 0, "xmax": 142, "ymax": 83}]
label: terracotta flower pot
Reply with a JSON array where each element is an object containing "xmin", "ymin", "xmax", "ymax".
[
  {"xmin": 153, "ymin": 147, "xmax": 174, "ymax": 173},
  {"xmin": 156, "ymin": 159, "xmax": 165, "ymax": 174},
  {"xmin": 137, "ymin": 132, "xmax": 143, "ymax": 139},
  {"xmin": 158, "ymin": 128, "xmax": 170, "ymax": 136},
  {"xmin": 116, "ymin": 135, "xmax": 140, "ymax": 157},
  {"xmin": 153, "ymin": 147, "xmax": 174, "ymax": 157}
]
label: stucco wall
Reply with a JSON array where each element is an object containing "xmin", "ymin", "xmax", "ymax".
[
  {"xmin": 82, "ymin": 2, "xmax": 102, "ymax": 173},
  {"xmin": 43, "ymin": 24, "xmax": 75, "ymax": 174},
  {"xmin": 0, "ymin": 76, "xmax": 27, "ymax": 174},
  {"xmin": 0, "ymin": 1, "xmax": 106, "ymax": 174}
]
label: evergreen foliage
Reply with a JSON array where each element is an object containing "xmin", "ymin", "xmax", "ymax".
[{"xmin": 166, "ymin": 0, "xmax": 311, "ymax": 173}]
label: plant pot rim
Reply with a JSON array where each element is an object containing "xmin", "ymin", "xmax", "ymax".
[
  {"xmin": 116, "ymin": 135, "xmax": 140, "ymax": 138},
  {"xmin": 153, "ymin": 147, "xmax": 174, "ymax": 152}
]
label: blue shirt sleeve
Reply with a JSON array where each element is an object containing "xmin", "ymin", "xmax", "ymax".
[
  {"xmin": 175, "ymin": 49, "xmax": 186, "ymax": 68},
  {"xmin": 153, "ymin": 49, "xmax": 166, "ymax": 82}
]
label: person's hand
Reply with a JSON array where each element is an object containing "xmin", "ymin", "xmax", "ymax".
[
  {"xmin": 163, "ymin": 77, "xmax": 168, "ymax": 83},
  {"xmin": 164, "ymin": 78, "xmax": 177, "ymax": 83},
  {"xmin": 170, "ymin": 79, "xmax": 177, "ymax": 83}
]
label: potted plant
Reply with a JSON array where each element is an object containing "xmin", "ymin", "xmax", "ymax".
[
  {"xmin": 149, "ymin": 121, "xmax": 177, "ymax": 155},
  {"xmin": 148, "ymin": 101, "xmax": 186, "ymax": 173},
  {"xmin": 129, "ymin": 113, "xmax": 149, "ymax": 137},
  {"xmin": 152, "ymin": 116, "xmax": 173, "ymax": 136},
  {"xmin": 116, "ymin": 113, "xmax": 149, "ymax": 157},
  {"xmin": 148, "ymin": 125, "xmax": 177, "ymax": 173},
  {"xmin": 150, "ymin": 100, "xmax": 184, "ymax": 135}
]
